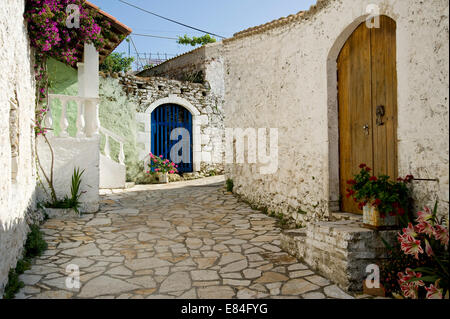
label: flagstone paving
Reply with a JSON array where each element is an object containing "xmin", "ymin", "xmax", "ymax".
[{"xmin": 16, "ymin": 176, "xmax": 371, "ymax": 299}]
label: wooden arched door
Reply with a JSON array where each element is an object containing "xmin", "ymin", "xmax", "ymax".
[{"xmin": 338, "ymin": 16, "xmax": 398, "ymax": 214}]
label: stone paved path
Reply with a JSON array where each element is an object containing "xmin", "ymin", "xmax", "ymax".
[{"xmin": 16, "ymin": 176, "xmax": 360, "ymax": 299}]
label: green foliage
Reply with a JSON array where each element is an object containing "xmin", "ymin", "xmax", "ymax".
[
  {"xmin": 24, "ymin": 225, "xmax": 48, "ymax": 258},
  {"xmin": 226, "ymin": 179, "xmax": 234, "ymax": 192},
  {"xmin": 3, "ymin": 269, "xmax": 24, "ymax": 299},
  {"xmin": 346, "ymin": 164, "xmax": 413, "ymax": 226},
  {"xmin": 3, "ymin": 225, "xmax": 47, "ymax": 299},
  {"xmin": 177, "ymin": 34, "xmax": 216, "ymax": 47},
  {"xmin": 45, "ymin": 168, "xmax": 85, "ymax": 215},
  {"xmin": 147, "ymin": 154, "xmax": 178, "ymax": 174},
  {"xmin": 100, "ymin": 52, "xmax": 134, "ymax": 73}
]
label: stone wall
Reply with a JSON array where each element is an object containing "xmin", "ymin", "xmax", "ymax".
[
  {"xmin": 223, "ymin": 0, "xmax": 449, "ymax": 223},
  {"xmin": 281, "ymin": 217, "xmax": 397, "ymax": 292},
  {"xmin": 137, "ymin": 42, "xmax": 225, "ymax": 98},
  {"xmin": 0, "ymin": 0, "xmax": 37, "ymax": 295},
  {"xmin": 109, "ymin": 73, "xmax": 225, "ymax": 175}
]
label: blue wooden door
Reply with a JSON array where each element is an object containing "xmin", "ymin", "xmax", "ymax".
[{"xmin": 151, "ymin": 104, "xmax": 193, "ymax": 173}]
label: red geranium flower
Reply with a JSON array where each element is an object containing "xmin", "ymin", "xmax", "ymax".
[
  {"xmin": 369, "ymin": 176, "xmax": 378, "ymax": 181},
  {"xmin": 373, "ymin": 198, "xmax": 382, "ymax": 207},
  {"xmin": 359, "ymin": 163, "xmax": 367, "ymax": 169},
  {"xmin": 347, "ymin": 179, "xmax": 356, "ymax": 185}
]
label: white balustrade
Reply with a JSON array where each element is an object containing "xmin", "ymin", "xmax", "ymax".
[
  {"xmin": 99, "ymin": 126, "xmax": 126, "ymax": 166},
  {"xmin": 76, "ymin": 100, "xmax": 86, "ymax": 138},
  {"xmin": 59, "ymin": 98, "xmax": 69, "ymax": 137},
  {"xmin": 47, "ymin": 94, "xmax": 99, "ymax": 138}
]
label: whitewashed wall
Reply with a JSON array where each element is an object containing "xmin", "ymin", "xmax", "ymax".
[
  {"xmin": 36, "ymin": 136, "xmax": 100, "ymax": 213},
  {"xmin": 0, "ymin": 0, "xmax": 37, "ymax": 295},
  {"xmin": 223, "ymin": 0, "xmax": 449, "ymax": 223}
]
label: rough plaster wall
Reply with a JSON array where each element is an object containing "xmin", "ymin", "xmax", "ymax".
[
  {"xmin": 138, "ymin": 42, "xmax": 225, "ymax": 96},
  {"xmin": 118, "ymin": 74, "xmax": 225, "ymax": 175},
  {"xmin": 98, "ymin": 76, "xmax": 141, "ymax": 181},
  {"xmin": 47, "ymin": 58, "xmax": 78, "ymax": 137},
  {"xmin": 36, "ymin": 136, "xmax": 100, "ymax": 213},
  {"xmin": 223, "ymin": 0, "xmax": 449, "ymax": 223},
  {"xmin": 0, "ymin": 0, "xmax": 37, "ymax": 295}
]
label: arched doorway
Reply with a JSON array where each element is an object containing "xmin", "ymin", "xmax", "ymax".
[
  {"xmin": 338, "ymin": 15, "xmax": 398, "ymax": 214},
  {"xmin": 151, "ymin": 104, "xmax": 193, "ymax": 173}
]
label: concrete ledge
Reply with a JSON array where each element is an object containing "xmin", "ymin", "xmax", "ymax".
[{"xmin": 281, "ymin": 216, "xmax": 397, "ymax": 292}]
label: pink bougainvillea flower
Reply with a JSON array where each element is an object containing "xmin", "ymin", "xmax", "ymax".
[
  {"xmin": 415, "ymin": 220, "xmax": 434, "ymax": 237},
  {"xmin": 398, "ymin": 234, "xmax": 424, "ymax": 259},
  {"xmin": 155, "ymin": 168, "xmax": 160, "ymax": 172},
  {"xmin": 433, "ymin": 224, "xmax": 449, "ymax": 248},
  {"xmin": 159, "ymin": 155, "xmax": 163, "ymax": 158},
  {"xmin": 425, "ymin": 283, "xmax": 443, "ymax": 299}
]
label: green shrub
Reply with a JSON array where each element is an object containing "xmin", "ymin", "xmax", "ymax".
[
  {"xmin": 24, "ymin": 224, "xmax": 48, "ymax": 258},
  {"xmin": 3, "ymin": 225, "xmax": 47, "ymax": 299},
  {"xmin": 3, "ymin": 269, "xmax": 24, "ymax": 299},
  {"xmin": 226, "ymin": 179, "xmax": 234, "ymax": 192}
]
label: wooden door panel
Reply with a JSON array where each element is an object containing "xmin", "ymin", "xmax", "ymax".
[
  {"xmin": 371, "ymin": 16, "xmax": 398, "ymax": 180},
  {"xmin": 338, "ymin": 22, "xmax": 373, "ymax": 214}
]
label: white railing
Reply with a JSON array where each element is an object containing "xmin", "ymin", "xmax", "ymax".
[
  {"xmin": 99, "ymin": 126, "xmax": 126, "ymax": 165},
  {"xmin": 46, "ymin": 94, "xmax": 100, "ymax": 138}
]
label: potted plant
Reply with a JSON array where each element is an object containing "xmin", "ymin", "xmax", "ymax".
[
  {"xmin": 147, "ymin": 153, "xmax": 178, "ymax": 184},
  {"xmin": 44, "ymin": 168, "xmax": 86, "ymax": 218},
  {"xmin": 346, "ymin": 164, "xmax": 413, "ymax": 229}
]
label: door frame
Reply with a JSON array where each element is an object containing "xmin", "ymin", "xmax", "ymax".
[
  {"xmin": 326, "ymin": 14, "xmax": 399, "ymax": 214},
  {"xmin": 143, "ymin": 95, "xmax": 201, "ymax": 172},
  {"xmin": 151, "ymin": 103, "xmax": 194, "ymax": 173}
]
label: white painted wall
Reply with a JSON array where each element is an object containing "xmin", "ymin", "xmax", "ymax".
[
  {"xmin": 36, "ymin": 136, "xmax": 100, "ymax": 213},
  {"xmin": 0, "ymin": 0, "xmax": 37, "ymax": 295},
  {"xmin": 223, "ymin": 0, "xmax": 449, "ymax": 222},
  {"xmin": 100, "ymin": 154, "xmax": 126, "ymax": 189}
]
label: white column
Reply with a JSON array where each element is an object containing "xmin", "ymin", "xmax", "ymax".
[{"xmin": 82, "ymin": 43, "xmax": 100, "ymax": 137}]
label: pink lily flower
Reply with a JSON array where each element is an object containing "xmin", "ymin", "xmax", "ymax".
[
  {"xmin": 425, "ymin": 283, "xmax": 443, "ymax": 299},
  {"xmin": 398, "ymin": 234, "xmax": 424, "ymax": 259}
]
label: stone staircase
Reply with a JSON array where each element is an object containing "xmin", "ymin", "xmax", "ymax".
[{"xmin": 280, "ymin": 213, "xmax": 397, "ymax": 292}]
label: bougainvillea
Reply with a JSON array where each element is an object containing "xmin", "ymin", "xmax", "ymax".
[
  {"xmin": 24, "ymin": 0, "xmax": 110, "ymax": 67},
  {"xmin": 25, "ymin": 0, "xmax": 112, "ymax": 137}
]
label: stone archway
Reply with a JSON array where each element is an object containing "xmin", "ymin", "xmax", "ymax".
[
  {"xmin": 326, "ymin": 14, "xmax": 399, "ymax": 214},
  {"xmin": 137, "ymin": 95, "xmax": 201, "ymax": 172}
]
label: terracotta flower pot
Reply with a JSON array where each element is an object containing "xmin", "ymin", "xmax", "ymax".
[{"xmin": 363, "ymin": 204, "xmax": 398, "ymax": 230}]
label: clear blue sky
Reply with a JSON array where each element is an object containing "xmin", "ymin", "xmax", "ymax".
[{"xmin": 90, "ymin": 0, "xmax": 317, "ymax": 62}]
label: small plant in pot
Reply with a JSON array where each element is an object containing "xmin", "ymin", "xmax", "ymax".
[
  {"xmin": 346, "ymin": 163, "xmax": 414, "ymax": 229},
  {"xmin": 44, "ymin": 167, "xmax": 86, "ymax": 218},
  {"xmin": 147, "ymin": 153, "xmax": 178, "ymax": 183}
]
